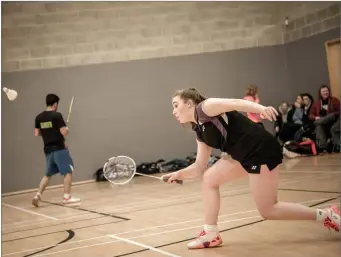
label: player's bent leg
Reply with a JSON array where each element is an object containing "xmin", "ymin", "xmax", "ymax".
[
  {"xmin": 187, "ymin": 157, "xmax": 248, "ymax": 249},
  {"xmin": 249, "ymin": 165, "xmax": 340, "ymax": 232},
  {"xmin": 54, "ymin": 149, "xmax": 81, "ymax": 205}
]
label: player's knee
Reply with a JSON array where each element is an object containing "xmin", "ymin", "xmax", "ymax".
[
  {"xmin": 202, "ymin": 172, "xmax": 219, "ymax": 188},
  {"xmin": 257, "ymin": 205, "xmax": 276, "ymax": 219}
]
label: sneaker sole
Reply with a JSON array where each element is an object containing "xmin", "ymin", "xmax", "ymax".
[{"xmin": 188, "ymin": 239, "xmax": 223, "ymax": 249}]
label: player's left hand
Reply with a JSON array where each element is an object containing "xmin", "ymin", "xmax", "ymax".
[{"xmin": 260, "ymin": 106, "xmax": 278, "ymax": 121}]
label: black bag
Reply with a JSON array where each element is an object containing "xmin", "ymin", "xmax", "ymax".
[
  {"xmin": 95, "ymin": 168, "xmax": 107, "ymax": 182},
  {"xmin": 136, "ymin": 159, "xmax": 165, "ymax": 175},
  {"xmin": 283, "ymin": 140, "xmax": 316, "ymax": 156}
]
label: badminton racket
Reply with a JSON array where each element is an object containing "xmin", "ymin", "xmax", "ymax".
[
  {"xmin": 103, "ymin": 155, "xmax": 183, "ymax": 185},
  {"xmin": 66, "ymin": 96, "xmax": 74, "ymax": 123}
]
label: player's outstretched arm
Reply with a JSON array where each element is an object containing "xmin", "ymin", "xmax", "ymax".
[
  {"xmin": 202, "ymin": 98, "xmax": 278, "ymax": 121},
  {"xmin": 163, "ymin": 140, "xmax": 212, "ymax": 183}
]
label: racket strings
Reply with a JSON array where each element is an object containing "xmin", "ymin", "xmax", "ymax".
[{"xmin": 104, "ymin": 157, "xmax": 135, "ymax": 185}]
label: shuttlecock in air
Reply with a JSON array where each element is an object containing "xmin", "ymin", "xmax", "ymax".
[{"xmin": 3, "ymin": 87, "xmax": 18, "ymax": 101}]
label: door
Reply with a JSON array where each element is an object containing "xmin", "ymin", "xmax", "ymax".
[{"xmin": 325, "ymin": 38, "xmax": 340, "ymax": 99}]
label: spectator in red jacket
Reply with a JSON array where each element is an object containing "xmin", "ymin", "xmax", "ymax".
[{"xmin": 309, "ymin": 85, "xmax": 340, "ymax": 151}]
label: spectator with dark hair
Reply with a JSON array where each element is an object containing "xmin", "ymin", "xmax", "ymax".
[
  {"xmin": 274, "ymin": 101, "xmax": 291, "ymax": 139},
  {"xmin": 293, "ymin": 93, "xmax": 315, "ymax": 142},
  {"xmin": 276, "ymin": 95, "xmax": 304, "ymax": 143},
  {"xmin": 309, "ymin": 85, "xmax": 340, "ymax": 151}
]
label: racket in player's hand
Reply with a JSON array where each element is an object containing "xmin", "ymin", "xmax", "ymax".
[
  {"xmin": 161, "ymin": 171, "xmax": 182, "ymax": 184},
  {"xmin": 260, "ymin": 106, "xmax": 278, "ymax": 121}
]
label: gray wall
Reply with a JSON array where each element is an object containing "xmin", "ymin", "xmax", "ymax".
[
  {"xmin": 2, "ymin": 45, "xmax": 288, "ymax": 193},
  {"xmin": 1, "ymin": 2, "xmax": 340, "ymax": 193},
  {"xmin": 284, "ymin": 28, "xmax": 340, "ymax": 101}
]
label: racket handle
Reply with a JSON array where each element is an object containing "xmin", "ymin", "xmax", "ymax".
[{"xmin": 162, "ymin": 177, "xmax": 183, "ymax": 185}]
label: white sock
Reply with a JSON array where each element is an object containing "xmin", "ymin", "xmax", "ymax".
[
  {"xmin": 204, "ymin": 224, "xmax": 219, "ymax": 233},
  {"xmin": 64, "ymin": 193, "xmax": 70, "ymax": 199},
  {"xmin": 316, "ymin": 208, "xmax": 328, "ymax": 222}
]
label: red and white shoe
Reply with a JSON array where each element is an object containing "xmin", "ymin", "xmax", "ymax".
[
  {"xmin": 323, "ymin": 205, "xmax": 340, "ymax": 232},
  {"xmin": 187, "ymin": 230, "xmax": 223, "ymax": 249},
  {"xmin": 62, "ymin": 195, "xmax": 81, "ymax": 205}
]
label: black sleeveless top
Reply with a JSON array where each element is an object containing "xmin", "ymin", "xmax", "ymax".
[{"xmin": 193, "ymin": 101, "xmax": 281, "ymax": 164}]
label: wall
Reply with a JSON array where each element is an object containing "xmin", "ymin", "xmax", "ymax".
[
  {"xmin": 282, "ymin": 2, "xmax": 340, "ymax": 43},
  {"xmin": 1, "ymin": 45, "xmax": 287, "ymax": 193},
  {"xmin": 281, "ymin": 3, "xmax": 340, "ymax": 101},
  {"xmin": 2, "ymin": 1, "xmax": 280, "ymax": 72},
  {"xmin": 1, "ymin": 2, "xmax": 340, "ymax": 193}
]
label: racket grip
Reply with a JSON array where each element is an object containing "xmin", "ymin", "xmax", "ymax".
[{"xmin": 162, "ymin": 177, "xmax": 183, "ymax": 185}]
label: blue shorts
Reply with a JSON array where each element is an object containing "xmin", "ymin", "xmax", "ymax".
[{"xmin": 45, "ymin": 149, "xmax": 74, "ymax": 177}]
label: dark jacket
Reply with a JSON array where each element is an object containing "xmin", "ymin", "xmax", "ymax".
[{"xmin": 309, "ymin": 86, "xmax": 340, "ymax": 120}]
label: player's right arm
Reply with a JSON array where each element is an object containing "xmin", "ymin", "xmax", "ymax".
[
  {"xmin": 34, "ymin": 116, "xmax": 41, "ymax": 136},
  {"xmin": 163, "ymin": 139, "xmax": 212, "ymax": 183},
  {"xmin": 55, "ymin": 112, "xmax": 69, "ymax": 136}
]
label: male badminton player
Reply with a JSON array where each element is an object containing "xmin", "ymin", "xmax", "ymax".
[
  {"xmin": 163, "ymin": 88, "xmax": 340, "ymax": 249},
  {"xmin": 32, "ymin": 94, "xmax": 80, "ymax": 207}
]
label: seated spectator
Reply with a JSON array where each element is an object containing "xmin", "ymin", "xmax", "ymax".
[
  {"xmin": 293, "ymin": 93, "xmax": 315, "ymax": 142},
  {"xmin": 277, "ymin": 94, "xmax": 304, "ymax": 143},
  {"xmin": 274, "ymin": 101, "xmax": 291, "ymax": 137},
  {"xmin": 331, "ymin": 117, "xmax": 340, "ymax": 152},
  {"xmin": 302, "ymin": 93, "xmax": 314, "ymax": 126},
  {"xmin": 309, "ymin": 85, "xmax": 340, "ymax": 152},
  {"xmin": 243, "ymin": 85, "xmax": 264, "ymax": 129}
]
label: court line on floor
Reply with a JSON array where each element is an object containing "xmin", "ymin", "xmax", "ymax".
[
  {"xmin": 2, "ymin": 216, "xmax": 109, "ymax": 235},
  {"xmin": 109, "ymin": 235, "xmax": 181, "ymax": 257},
  {"xmin": 54, "ymin": 173, "xmax": 333, "ymax": 217},
  {"xmin": 2, "ymin": 213, "xmax": 101, "ymax": 231},
  {"xmin": 41, "ymin": 200, "xmax": 130, "ymax": 221},
  {"xmin": 110, "ymin": 195, "xmax": 341, "ymax": 257},
  {"xmin": 2, "ymin": 172, "xmax": 337, "ymax": 234},
  {"xmin": 100, "ymin": 173, "xmax": 340, "ymax": 214},
  {"xmin": 2, "ymin": 220, "xmax": 125, "ymax": 243},
  {"xmin": 4, "ymin": 196, "xmax": 337, "ymax": 257},
  {"xmin": 22, "ymin": 230, "xmax": 75, "ymax": 257},
  {"xmin": 1, "ymin": 175, "xmax": 299, "ymax": 229},
  {"xmin": 2, "ymin": 203, "xmax": 58, "ymax": 221},
  {"xmin": 278, "ymin": 188, "xmax": 340, "ymax": 194},
  {"xmin": 6, "ymin": 172, "xmax": 334, "ymax": 227}
]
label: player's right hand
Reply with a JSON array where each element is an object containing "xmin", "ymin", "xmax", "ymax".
[{"xmin": 162, "ymin": 171, "xmax": 181, "ymax": 184}]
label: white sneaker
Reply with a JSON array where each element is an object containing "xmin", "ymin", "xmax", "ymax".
[
  {"xmin": 63, "ymin": 195, "xmax": 81, "ymax": 205},
  {"xmin": 187, "ymin": 230, "xmax": 223, "ymax": 249},
  {"xmin": 323, "ymin": 205, "xmax": 340, "ymax": 232},
  {"xmin": 32, "ymin": 193, "xmax": 41, "ymax": 207}
]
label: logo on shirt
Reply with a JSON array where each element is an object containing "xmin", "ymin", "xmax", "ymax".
[{"xmin": 40, "ymin": 121, "xmax": 53, "ymax": 129}]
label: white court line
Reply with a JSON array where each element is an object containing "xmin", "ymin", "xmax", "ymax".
[
  {"xmin": 82, "ymin": 172, "xmax": 340, "ymax": 214},
  {"xmin": 2, "ymin": 203, "xmax": 58, "ymax": 221},
  {"xmin": 2, "ymin": 212, "xmax": 100, "ymax": 231},
  {"xmin": 4, "ymin": 196, "xmax": 337, "ymax": 257},
  {"xmin": 27, "ymin": 216, "xmax": 262, "ymax": 257},
  {"xmin": 3, "ymin": 172, "xmax": 337, "ymax": 231},
  {"xmin": 109, "ymin": 235, "xmax": 181, "ymax": 257}
]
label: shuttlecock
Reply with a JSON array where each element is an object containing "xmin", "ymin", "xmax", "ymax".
[{"xmin": 3, "ymin": 87, "xmax": 18, "ymax": 101}]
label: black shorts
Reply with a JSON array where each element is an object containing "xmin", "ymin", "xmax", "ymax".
[
  {"xmin": 239, "ymin": 137, "xmax": 283, "ymax": 174},
  {"xmin": 241, "ymin": 158, "xmax": 282, "ymax": 174}
]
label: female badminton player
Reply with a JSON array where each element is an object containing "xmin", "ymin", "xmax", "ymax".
[{"xmin": 163, "ymin": 88, "xmax": 340, "ymax": 249}]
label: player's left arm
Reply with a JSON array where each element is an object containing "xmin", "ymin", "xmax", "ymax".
[{"xmin": 201, "ymin": 98, "xmax": 278, "ymax": 121}]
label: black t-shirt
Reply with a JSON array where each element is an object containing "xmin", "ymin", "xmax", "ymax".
[
  {"xmin": 193, "ymin": 101, "xmax": 281, "ymax": 164},
  {"xmin": 35, "ymin": 111, "xmax": 66, "ymax": 154}
]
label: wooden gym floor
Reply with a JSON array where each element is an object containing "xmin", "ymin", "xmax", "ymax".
[{"xmin": 2, "ymin": 154, "xmax": 340, "ymax": 257}]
